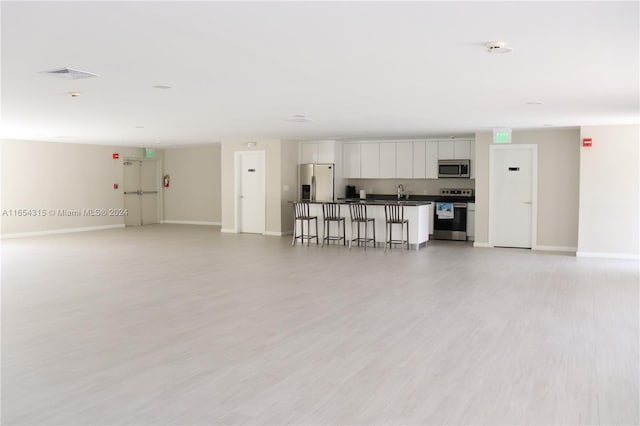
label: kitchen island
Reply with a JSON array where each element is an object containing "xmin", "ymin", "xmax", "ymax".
[{"xmin": 293, "ymin": 200, "xmax": 431, "ymax": 250}]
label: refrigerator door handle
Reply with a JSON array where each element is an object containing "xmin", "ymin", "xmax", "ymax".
[{"xmin": 311, "ymin": 175, "xmax": 316, "ymax": 201}]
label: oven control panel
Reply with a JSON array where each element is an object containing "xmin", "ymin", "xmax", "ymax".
[{"xmin": 439, "ymin": 188, "xmax": 474, "ymax": 197}]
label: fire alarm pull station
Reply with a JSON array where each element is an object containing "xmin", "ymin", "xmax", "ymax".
[
  {"xmin": 113, "ymin": 183, "xmax": 119, "ymax": 190},
  {"xmin": 163, "ymin": 175, "xmax": 170, "ymax": 188},
  {"xmin": 113, "ymin": 153, "xmax": 119, "ymax": 159},
  {"xmin": 582, "ymin": 138, "xmax": 592, "ymax": 147}
]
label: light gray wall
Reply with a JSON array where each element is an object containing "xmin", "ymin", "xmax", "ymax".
[
  {"xmin": 1, "ymin": 139, "xmax": 145, "ymax": 236},
  {"xmin": 474, "ymin": 128, "xmax": 580, "ymax": 249},
  {"xmin": 578, "ymin": 125, "xmax": 639, "ymax": 257},
  {"xmin": 220, "ymin": 140, "xmax": 283, "ymax": 234},
  {"xmin": 163, "ymin": 145, "xmax": 221, "ymax": 224},
  {"xmin": 280, "ymin": 140, "xmax": 298, "ymax": 234}
]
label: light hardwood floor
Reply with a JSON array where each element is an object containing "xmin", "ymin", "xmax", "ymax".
[{"xmin": 2, "ymin": 225, "xmax": 638, "ymax": 425}]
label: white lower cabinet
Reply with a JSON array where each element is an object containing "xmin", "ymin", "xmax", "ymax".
[{"xmin": 467, "ymin": 202, "xmax": 475, "ymax": 241}]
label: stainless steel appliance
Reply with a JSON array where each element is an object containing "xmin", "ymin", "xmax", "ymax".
[
  {"xmin": 299, "ymin": 163, "xmax": 335, "ymax": 201},
  {"xmin": 433, "ymin": 188, "xmax": 473, "ymax": 241},
  {"xmin": 438, "ymin": 159, "xmax": 470, "ymax": 178}
]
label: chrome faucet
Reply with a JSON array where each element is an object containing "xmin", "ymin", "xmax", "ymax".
[{"xmin": 397, "ymin": 184, "xmax": 405, "ymax": 200}]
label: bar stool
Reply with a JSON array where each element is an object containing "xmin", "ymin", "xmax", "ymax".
[
  {"xmin": 349, "ymin": 203, "xmax": 376, "ymax": 249},
  {"xmin": 384, "ymin": 204, "xmax": 409, "ymax": 251},
  {"xmin": 322, "ymin": 203, "xmax": 346, "ymax": 246},
  {"xmin": 292, "ymin": 202, "xmax": 318, "ymax": 246}
]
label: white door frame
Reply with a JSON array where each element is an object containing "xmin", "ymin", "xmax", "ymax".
[
  {"xmin": 489, "ymin": 144, "xmax": 538, "ymax": 248},
  {"xmin": 234, "ymin": 150, "xmax": 266, "ymax": 234}
]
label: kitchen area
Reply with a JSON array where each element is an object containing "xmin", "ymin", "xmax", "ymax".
[{"xmin": 297, "ymin": 139, "xmax": 476, "ymax": 245}]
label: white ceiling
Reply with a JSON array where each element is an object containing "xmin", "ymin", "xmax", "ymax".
[{"xmin": 1, "ymin": 1, "xmax": 638, "ymax": 147}]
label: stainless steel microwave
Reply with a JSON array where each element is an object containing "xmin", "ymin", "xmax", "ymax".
[{"xmin": 438, "ymin": 159, "xmax": 470, "ymax": 178}]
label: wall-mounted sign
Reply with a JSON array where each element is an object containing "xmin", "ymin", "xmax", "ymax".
[
  {"xmin": 112, "ymin": 153, "xmax": 119, "ymax": 159},
  {"xmin": 493, "ymin": 128, "xmax": 512, "ymax": 144},
  {"xmin": 582, "ymin": 138, "xmax": 592, "ymax": 147},
  {"xmin": 145, "ymin": 148, "xmax": 155, "ymax": 159}
]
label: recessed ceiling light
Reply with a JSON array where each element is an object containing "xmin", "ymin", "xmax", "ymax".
[
  {"xmin": 41, "ymin": 67, "xmax": 99, "ymax": 80},
  {"xmin": 152, "ymin": 85, "xmax": 172, "ymax": 89},
  {"xmin": 67, "ymin": 91, "xmax": 81, "ymax": 98},
  {"xmin": 485, "ymin": 41, "xmax": 513, "ymax": 54},
  {"xmin": 286, "ymin": 114, "xmax": 313, "ymax": 123},
  {"xmin": 526, "ymin": 101, "xmax": 544, "ymax": 105}
]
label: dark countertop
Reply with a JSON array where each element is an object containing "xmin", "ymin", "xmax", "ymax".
[
  {"xmin": 340, "ymin": 194, "xmax": 476, "ymax": 203},
  {"xmin": 295, "ymin": 199, "xmax": 432, "ymax": 207}
]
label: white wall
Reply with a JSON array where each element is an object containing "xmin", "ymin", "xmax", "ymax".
[
  {"xmin": 1, "ymin": 139, "xmax": 145, "ymax": 237},
  {"xmin": 163, "ymin": 145, "xmax": 221, "ymax": 225},
  {"xmin": 577, "ymin": 125, "xmax": 639, "ymax": 259},
  {"xmin": 474, "ymin": 128, "xmax": 581, "ymax": 250}
]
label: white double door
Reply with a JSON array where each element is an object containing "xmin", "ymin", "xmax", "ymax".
[
  {"xmin": 123, "ymin": 159, "xmax": 159, "ymax": 226},
  {"xmin": 490, "ymin": 145, "xmax": 537, "ymax": 248},
  {"xmin": 236, "ymin": 151, "xmax": 265, "ymax": 234}
]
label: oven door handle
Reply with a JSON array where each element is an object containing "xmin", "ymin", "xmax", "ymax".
[{"xmin": 452, "ymin": 203, "xmax": 467, "ymax": 208}]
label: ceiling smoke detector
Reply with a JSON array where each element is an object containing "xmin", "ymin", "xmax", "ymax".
[
  {"xmin": 286, "ymin": 114, "xmax": 313, "ymax": 123},
  {"xmin": 485, "ymin": 41, "xmax": 513, "ymax": 54},
  {"xmin": 41, "ymin": 67, "xmax": 99, "ymax": 80}
]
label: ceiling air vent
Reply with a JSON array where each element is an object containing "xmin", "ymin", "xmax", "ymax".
[{"xmin": 40, "ymin": 67, "xmax": 99, "ymax": 80}]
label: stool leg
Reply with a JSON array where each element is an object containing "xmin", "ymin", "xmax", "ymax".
[
  {"xmin": 407, "ymin": 222, "xmax": 410, "ymax": 250},
  {"xmin": 342, "ymin": 219, "xmax": 346, "ymax": 246},
  {"xmin": 373, "ymin": 220, "xmax": 376, "ymax": 248},
  {"xmin": 315, "ymin": 218, "xmax": 319, "ymax": 245},
  {"xmin": 292, "ymin": 218, "xmax": 296, "ymax": 246}
]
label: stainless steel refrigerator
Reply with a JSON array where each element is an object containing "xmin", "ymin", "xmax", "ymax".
[{"xmin": 299, "ymin": 163, "xmax": 335, "ymax": 201}]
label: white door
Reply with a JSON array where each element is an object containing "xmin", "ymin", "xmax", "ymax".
[
  {"xmin": 490, "ymin": 145, "xmax": 537, "ymax": 248},
  {"xmin": 237, "ymin": 151, "xmax": 265, "ymax": 234},
  {"xmin": 123, "ymin": 159, "xmax": 159, "ymax": 226}
]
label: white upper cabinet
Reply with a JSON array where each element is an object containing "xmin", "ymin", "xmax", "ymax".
[
  {"xmin": 299, "ymin": 141, "xmax": 336, "ymax": 164},
  {"xmin": 425, "ymin": 141, "xmax": 439, "ymax": 178},
  {"xmin": 453, "ymin": 140, "xmax": 471, "ymax": 159},
  {"xmin": 395, "ymin": 142, "xmax": 413, "ymax": 178},
  {"xmin": 438, "ymin": 139, "xmax": 471, "ymax": 160},
  {"xmin": 360, "ymin": 143, "xmax": 380, "ymax": 178},
  {"xmin": 343, "ymin": 143, "xmax": 361, "ymax": 178},
  {"xmin": 379, "ymin": 143, "xmax": 396, "ymax": 178},
  {"xmin": 412, "ymin": 142, "xmax": 426, "ymax": 178},
  {"xmin": 317, "ymin": 143, "xmax": 335, "ymax": 163}
]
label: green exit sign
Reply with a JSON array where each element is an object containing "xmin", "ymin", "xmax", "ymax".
[
  {"xmin": 145, "ymin": 148, "xmax": 155, "ymax": 159},
  {"xmin": 493, "ymin": 128, "xmax": 512, "ymax": 144}
]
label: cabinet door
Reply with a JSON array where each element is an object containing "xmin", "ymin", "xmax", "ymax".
[
  {"xmin": 453, "ymin": 140, "xmax": 471, "ymax": 159},
  {"xmin": 343, "ymin": 143, "xmax": 361, "ymax": 178},
  {"xmin": 317, "ymin": 142, "xmax": 335, "ymax": 163},
  {"xmin": 425, "ymin": 141, "xmax": 439, "ymax": 178},
  {"xmin": 438, "ymin": 140, "xmax": 455, "ymax": 159},
  {"xmin": 469, "ymin": 140, "xmax": 476, "ymax": 179},
  {"xmin": 395, "ymin": 142, "xmax": 413, "ymax": 178},
  {"xmin": 360, "ymin": 143, "xmax": 379, "ymax": 178},
  {"xmin": 413, "ymin": 142, "xmax": 426, "ymax": 178},
  {"xmin": 300, "ymin": 143, "xmax": 318, "ymax": 163},
  {"xmin": 379, "ymin": 143, "xmax": 396, "ymax": 178}
]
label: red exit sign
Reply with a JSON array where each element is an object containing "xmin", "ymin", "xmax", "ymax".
[{"xmin": 582, "ymin": 138, "xmax": 592, "ymax": 147}]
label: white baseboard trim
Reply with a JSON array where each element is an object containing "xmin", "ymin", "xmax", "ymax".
[
  {"xmin": 220, "ymin": 228, "xmax": 236, "ymax": 233},
  {"xmin": 263, "ymin": 230, "xmax": 294, "ymax": 237},
  {"xmin": 576, "ymin": 251, "xmax": 640, "ymax": 260},
  {"xmin": 533, "ymin": 245, "xmax": 577, "ymax": 253},
  {"xmin": 1, "ymin": 224, "xmax": 125, "ymax": 239},
  {"xmin": 162, "ymin": 220, "xmax": 221, "ymax": 226},
  {"xmin": 473, "ymin": 242, "xmax": 493, "ymax": 248}
]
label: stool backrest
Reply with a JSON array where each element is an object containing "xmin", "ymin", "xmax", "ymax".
[
  {"xmin": 323, "ymin": 203, "xmax": 341, "ymax": 219},
  {"xmin": 293, "ymin": 202, "xmax": 310, "ymax": 218},
  {"xmin": 385, "ymin": 204, "xmax": 404, "ymax": 223},
  {"xmin": 349, "ymin": 203, "xmax": 368, "ymax": 221}
]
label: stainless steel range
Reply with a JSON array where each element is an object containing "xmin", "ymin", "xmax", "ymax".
[{"xmin": 433, "ymin": 188, "xmax": 473, "ymax": 241}]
